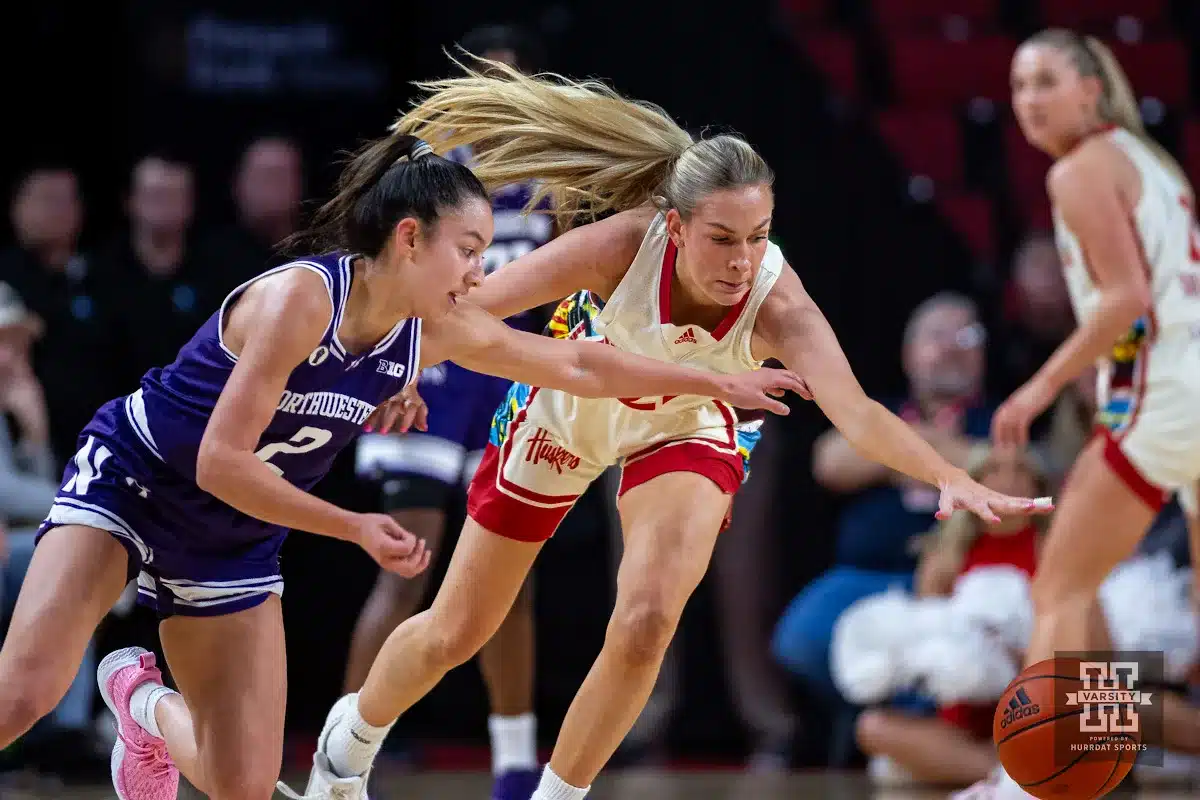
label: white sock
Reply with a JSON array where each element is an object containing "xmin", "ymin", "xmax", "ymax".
[
  {"xmin": 128, "ymin": 683, "xmax": 177, "ymax": 740},
  {"xmin": 489, "ymin": 713, "xmax": 537, "ymax": 774},
  {"xmin": 325, "ymin": 694, "xmax": 395, "ymax": 779},
  {"xmin": 531, "ymin": 766, "xmax": 589, "ymax": 800},
  {"xmin": 994, "ymin": 765, "xmax": 1036, "ymax": 799}
]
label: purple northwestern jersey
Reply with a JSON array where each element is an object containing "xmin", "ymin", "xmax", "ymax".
[
  {"xmin": 447, "ymin": 146, "xmax": 553, "ymax": 333},
  {"xmin": 129, "ymin": 252, "xmax": 420, "ymax": 488},
  {"xmin": 38, "ymin": 253, "xmax": 421, "ymax": 618}
]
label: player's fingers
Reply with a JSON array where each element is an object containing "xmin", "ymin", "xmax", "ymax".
[
  {"xmin": 377, "ymin": 403, "xmax": 402, "ymax": 435},
  {"xmin": 398, "ymin": 402, "xmax": 420, "ymax": 434},
  {"xmin": 362, "ymin": 409, "xmax": 381, "ymax": 434},
  {"xmin": 763, "ymin": 396, "xmax": 790, "ymax": 416},
  {"xmin": 773, "ymin": 370, "xmax": 808, "ymax": 395},
  {"xmin": 935, "ymin": 490, "xmax": 955, "ymax": 521},
  {"xmin": 380, "ymin": 524, "xmax": 419, "ymax": 554},
  {"xmin": 995, "ymin": 494, "xmax": 1054, "ymax": 516},
  {"xmin": 970, "ymin": 497, "xmax": 1001, "ymax": 524},
  {"xmin": 414, "ymin": 404, "xmax": 429, "ymax": 432},
  {"xmin": 387, "ymin": 541, "xmax": 430, "ymax": 577},
  {"xmin": 395, "ymin": 535, "xmax": 422, "ymax": 559}
]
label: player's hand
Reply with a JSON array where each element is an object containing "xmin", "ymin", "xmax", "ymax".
[
  {"xmin": 364, "ymin": 384, "xmax": 429, "ymax": 435},
  {"xmin": 716, "ymin": 369, "xmax": 811, "ymax": 415},
  {"xmin": 354, "ymin": 513, "xmax": 431, "ymax": 577},
  {"xmin": 935, "ymin": 470, "xmax": 1054, "ymax": 523},
  {"xmin": 0, "ymin": 368, "xmax": 49, "ymax": 446},
  {"xmin": 991, "ymin": 379, "xmax": 1055, "ymax": 449}
]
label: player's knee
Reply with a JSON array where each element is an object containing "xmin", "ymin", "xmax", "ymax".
[
  {"xmin": 202, "ymin": 759, "xmax": 279, "ymax": 800},
  {"xmin": 608, "ymin": 593, "xmax": 677, "ymax": 665},
  {"xmin": 0, "ymin": 661, "xmax": 64, "ymax": 740},
  {"xmin": 854, "ymin": 709, "xmax": 888, "ymax": 755},
  {"xmin": 370, "ymin": 570, "xmax": 428, "ymax": 612},
  {"xmin": 426, "ymin": 611, "xmax": 492, "ymax": 668}
]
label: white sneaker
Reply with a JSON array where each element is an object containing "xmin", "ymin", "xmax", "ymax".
[
  {"xmin": 948, "ymin": 766, "xmax": 1035, "ymax": 799},
  {"xmin": 867, "ymin": 755, "xmax": 916, "ymax": 786},
  {"xmin": 276, "ymin": 752, "xmax": 368, "ymax": 800}
]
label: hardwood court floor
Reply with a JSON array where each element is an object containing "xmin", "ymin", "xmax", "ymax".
[{"xmin": 1, "ymin": 769, "xmax": 1193, "ymax": 798}]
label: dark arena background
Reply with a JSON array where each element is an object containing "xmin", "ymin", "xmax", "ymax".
[{"xmin": 1, "ymin": 0, "xmax": 1199, "ymax": 797}]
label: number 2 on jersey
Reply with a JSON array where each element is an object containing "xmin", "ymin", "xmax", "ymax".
[{"xmin": 255, "ymin": 426, "xmax": 333, "ymax": 477}]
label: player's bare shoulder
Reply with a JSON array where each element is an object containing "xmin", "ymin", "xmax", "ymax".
[
  {"xmin": 222, "ymin": 266, "xmax": 333, "ymax": 356},
  {"xmin": 1047, "ymin": 134, "xmax": 1139, "ymax": 208},
  {"xmin": 585, "ymin": 206, "xmax": 661, "ymax": 294}
]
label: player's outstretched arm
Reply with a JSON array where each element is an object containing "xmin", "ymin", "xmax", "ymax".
[
  {"xmin": 421, "ymin": 299, "xmax": 806, "ymax": 415},
  {"xmin": 462, "ymin": 207, "xmax": 653, "ymax": 319},
  {"xmin": 196, "ymin": 270, "xmax": 430, "ymax": 576},
  {"xmin": 754, "ymin": 266, "xmax": 1053, "ymax": 523}
]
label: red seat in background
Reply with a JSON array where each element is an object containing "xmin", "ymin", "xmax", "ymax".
[
  {"xmin": 872, "ymin": 0, "xmax": 1000, "ymax": 34},
  {"xmin": 1004, "ymin": 124, "xmax": 1055, "ymax": 228},
  {"xmin": 888, "ymin": 36, "xmax": 1016, "ymax": 108},
  {"xmin": 876, "ymin": 109, "xmax": 963, "ymax": 186},
  {"xmin": 1103, "ymin": 40, "xmax": 1189, "ymax": 109},
  {"xmin": 779, "ymin": 0, "xmax": 830, "ymax": 25},
  {"xmin": 1038, "ymin": 0, "xmax": 1169, "ymax": 33},
  {"xmin": 940, "ymin": 192, "xmax": 996, "ymax": 259},
  {"xmin": 800, "ymin": 32, "xmax": 860, "ymax": 100},
  {"xmin": 1182, "ymin": 119, "xmax": 1200, "ymax": 186}
]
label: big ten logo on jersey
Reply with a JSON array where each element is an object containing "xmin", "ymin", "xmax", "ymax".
[
  {"xmin": 376, "ymin": 358, "xmax": 406, "ymax": 379},
  {"xmin": 1178, "ymin": 195, "xmax": 1200, "ymax": 297}
]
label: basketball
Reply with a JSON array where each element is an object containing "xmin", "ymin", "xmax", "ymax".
[{"xmin": 994, "ymin": 658, "xmax": 1142, "ymax": 799}]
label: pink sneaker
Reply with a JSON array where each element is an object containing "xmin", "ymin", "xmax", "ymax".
[{"xmin": 97, "ymin": 647, "xmax": 180, "ymax": 800}]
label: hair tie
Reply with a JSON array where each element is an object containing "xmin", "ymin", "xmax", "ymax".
[{"xmin": 409, "ymin": 140, "xmax": 434, "ymax": 160}]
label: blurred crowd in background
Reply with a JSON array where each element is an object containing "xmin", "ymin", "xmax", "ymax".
[{"xmin": 2, "ymin": 0, "xmax": 1200, "ymax": 793}]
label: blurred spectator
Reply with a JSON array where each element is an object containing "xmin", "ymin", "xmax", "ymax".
[
  {"xmin": 94, "ymin": 152, "xmax": 238, "ymax": 387},
  {"xmin": 772, "ymin": 292, "xmax": 991, "ymax": 765},
  {"xmin": 223, "ymin": 136, "xmax": 305, "ymax": 279},
  {"xmin": 856, "ymin": 445, "xmax": 1046, "ymax": 788},
  {"xmin": 0, "ymin": 165, "xmax": 121, "ymax": 466},
  {"xmin": 0, "ymin": 282, "xmax": 105, "ymax": 782},
  {"xmin": 461, "ymin": 22, "xmax": 546, "ymax": 73},
  {"xmin": 995, "ymin": 233, "xmax": 1074, "ymax": 398}
]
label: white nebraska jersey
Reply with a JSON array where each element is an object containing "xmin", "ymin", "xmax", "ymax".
[
  {"xmin": 1054, "ymin": 127, "xmax": 1200, "ymax": 342},
  {"xmin": 593, "ymin": 212, "xmax": 784, "ymax": 398},
  {"xmin": 537, "ymin": 212, "xmax": 782, "ymax": 465},
  {"xmin": 1052, "ymin": 126, "xmax": 1200, "ymax": 505}
]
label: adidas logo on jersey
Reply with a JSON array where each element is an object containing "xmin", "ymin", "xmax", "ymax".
[
  {"xmin": 674, "ymin": 328, "xmax": 698, "ymax": 345},
  {"xmin": 376, "ymin": 359, "xmax": 407, "ymax": 379}
]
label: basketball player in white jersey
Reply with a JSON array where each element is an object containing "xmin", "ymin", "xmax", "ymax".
[
  {"xmin": 954, "ymin": 30, "xmax": 1200, "ymax": 799},
  {"xmin": 283, "ymin": 58, "xmax": 1053, "ymax": 800}
]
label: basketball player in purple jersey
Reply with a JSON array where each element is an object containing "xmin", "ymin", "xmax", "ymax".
[
  {"xmin": 349, "ymin": 26, "xmax": 550, "ymax": 800},
  {"xmin": 0, "ymin": 133, "xmax": 805, "ymax": 800}
]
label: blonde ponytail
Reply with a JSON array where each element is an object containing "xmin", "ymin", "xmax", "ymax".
[
  {"xmin": 390, "ymin": 53, "xmax": 773, "ymax": 222},
  {"xmin": 1033, "ymin": 29, "xmax": 1192, "ymax": 194}
]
